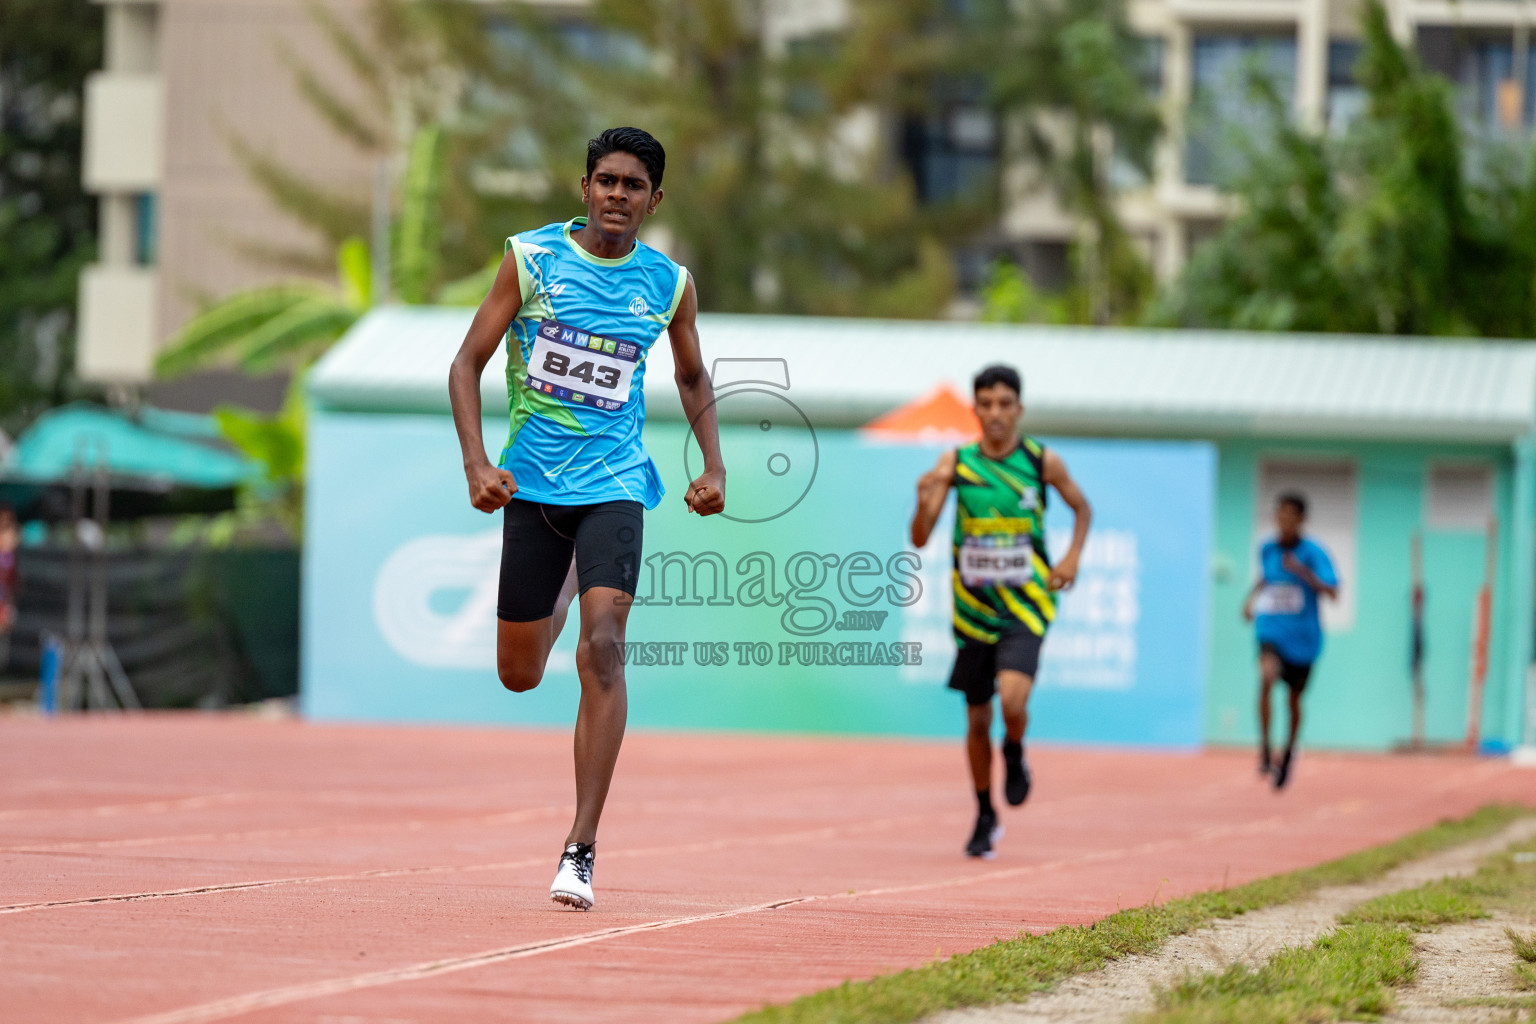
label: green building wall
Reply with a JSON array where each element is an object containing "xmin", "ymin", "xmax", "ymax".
[{"xmin": 1204, "ymin": 438, "xmax": 1528, "ymax": 752}]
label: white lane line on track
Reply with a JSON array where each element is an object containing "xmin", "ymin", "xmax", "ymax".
[
  {"xmin": 5, "ymin": 758, "xmax": 1491, "ymax": 917},
  {"xmin": 0, "ymin": 813, "xmax": 931, "ymax": 916},
  {"xmin": 106, "ymin": 793, "xmax": 1383, "ymax": 1024},
  {"xmin": 0, "ymin": 771, "xmax": 1265, "ymax": 916},
  {"xmin": 113, "ymin": 896, "xmax": 819, "ymax": 1024},
  {"xmin": 0, "ymin": 782, "xmax": 523, "ymax": 824},
  {"xmin": 0, "ymin": 804, "xmax": 573, "ymax": 856}
]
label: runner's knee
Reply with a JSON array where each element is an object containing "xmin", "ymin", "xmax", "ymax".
[
  {"xmin": 576, "ymin": 628, "xmax": 625, "ymax": 689},
  {"xmin": 966, "ymin": 703, "xmax": 992, "ymax": 738},
  {"xmin": 497, "ymin": 659, "xmax": 542, "ymax": 693}
]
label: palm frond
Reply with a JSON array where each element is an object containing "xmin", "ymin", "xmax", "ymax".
[
  {"xmin": 301, "ymin": 0, "xmax": 390, "ymax": 110},
  {"xmin": 277, "ymin": 39, "xmax": 388, "ymax": 152},
  {"xmin": 234, "ymin": 296, "xmax": 360, "ymax": 373},
  {"xmin": 227, "ymin": 133, "xmax": 370, "ymax": 247},
  {"xmin": 394, "ymin": 125, "xmax": 446, "ymax": 304},
  {"xmin": 156, "ymin": 284, "xmax": 328, "ymax": 377},
  {"xmin": 435, "ymin": 258, "xmax": 498, "ymax": 306}
]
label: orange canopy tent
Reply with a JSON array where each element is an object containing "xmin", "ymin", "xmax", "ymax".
[{"xmin": 860, "ymin": 383, "xmax": 979, "ymax": 444}]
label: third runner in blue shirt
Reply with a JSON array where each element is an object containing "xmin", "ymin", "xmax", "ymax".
[{"xmin": 1243, "ymin": 492, "xmax": 1338, "ymax": 790}]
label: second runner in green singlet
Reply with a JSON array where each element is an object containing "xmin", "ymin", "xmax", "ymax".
[{"xmin": 909, "ymin": 364, "xmax": 1093, "ymax": 859}]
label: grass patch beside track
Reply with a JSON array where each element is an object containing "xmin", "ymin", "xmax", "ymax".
[
  {"xmin": 1135, "ymin": 827, "xmax": 1536, "ymax": 1024},
  {"xmin": 1133, "ymin": 925, "xmax": 1416, "ymax": 1024},
  {"xmin": 729, "ymin": 805, "xmax": 1526, "ymax": 1024}
]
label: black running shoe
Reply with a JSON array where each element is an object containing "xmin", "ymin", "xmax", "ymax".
[
  {"xmin": 965, "ymin": 811, "xmax": 1003, "ymax": 858},
  {"xmin": 1004, "ymin": 753, "xmax": 1032, "ymax": 806},
  {"xmin": 1272, "ymin": 749, "xmax": 1293, "ymax": 790}
]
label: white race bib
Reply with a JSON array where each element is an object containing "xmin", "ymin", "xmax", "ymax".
[
  {"xmin": 960, "ymin": 535, "xmax": 1035, "ymax": 586},
  {"xmin": 524, "ymin": 319, "xmax": 642, "ymax": 412},
  {"xmin": 1255, "ymin": 583, "xmax": 1305, "ymax": 615}
]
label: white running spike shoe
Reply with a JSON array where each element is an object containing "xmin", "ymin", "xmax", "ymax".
[{"xmin": 550, "ymin": 842, "xmax": 595, "ymax": 910}]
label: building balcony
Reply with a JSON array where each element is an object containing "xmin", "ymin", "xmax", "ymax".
[
  {"xmin": 78, "ymin": 264, "xmax": 158, "ymax": 383},
  {"xmin": 83, "ymin": 72, "xmax": 163, "ymax": 192}
]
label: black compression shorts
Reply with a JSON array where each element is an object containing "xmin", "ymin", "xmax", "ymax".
[
  {"xmin": 1259, "ymin": 642, "xmax": 1314, "ymax": 693},
  {"xmin": 496, "ymin": 497, "xmax": 644, "ymax": 622},
  {"xmin": 947, "ymin": 626, "xmax": 1045, "ymax": 706}
]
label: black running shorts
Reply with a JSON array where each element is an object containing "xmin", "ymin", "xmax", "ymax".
[
  {"xmin": 496, "ymin": 497, "xmax": 644, "ymax": 622},
  {"xmin": 947, "ymin": 626, "xmax": 1045, "ymax": 707},
  {"xmin": 1259, "ymin": 642, "xmax": 1314, "ymax": 693}
]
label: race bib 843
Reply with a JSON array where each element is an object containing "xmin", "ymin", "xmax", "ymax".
[{"xmin": 524, "ymin": 319, "xmax": 642, "ymax": 412}]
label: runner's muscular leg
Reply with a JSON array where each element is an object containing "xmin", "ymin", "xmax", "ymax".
[
  {"xmin": 496, "ymin": 562, "xmax": 579, "ymax": 693},
  {"xmin": 966, "ymin": 699, "xmax": 993, "ymax": 792},
  {"xmin": 997, "ymin": 670, "xmax": 1033, "ymax": 742},
  {"xmin": 567, "ymin": 585, "xmax": 631, "ymax": 846},
  {"xmin": 1285, "ymin": 686, "xmax": 1303, "ymax": 751},
  {"xmin": 1258, "ymin": 651, "xmax": 1281, "ymax": 751}
]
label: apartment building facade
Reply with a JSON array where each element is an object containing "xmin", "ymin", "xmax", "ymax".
[
  {"xmin": 77, "ymin": 0, "xmax": 373, "ymax": 394},
  {"xmin": 77, "ymin": 0, "xmax": 1536, "ymax": 386}
]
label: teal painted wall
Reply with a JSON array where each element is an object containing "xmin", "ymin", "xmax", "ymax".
[{"xmin": 1205, "ymin": 439, "xmax": 1521, "ymax": 751}]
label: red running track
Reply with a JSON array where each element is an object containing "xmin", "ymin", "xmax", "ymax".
[{"xmin": 1, "ymin": 715, "xmax": 1532, "ymax": 1024}]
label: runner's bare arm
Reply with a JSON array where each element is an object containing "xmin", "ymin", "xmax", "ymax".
[
  {"xmin": 1043, "ymin": 448, "xmax": 1092, "ymax": 590},
  {"xmin": 910, "ymin": 449, "xmax": 957, "ymax": 548},
  {"xmin": 668, "ymin": 274, "xmax": 726, "ymax": 516},
  {"xmin": 448, "ymin": 248, "xmax": 524, "ymax": 513},
  {"xmin": 1242, "ymin": 577, "xmax": 1266, "ymax": 621},
  {"xmin": 1282, "ymin": 552, "xmax": 1339, "ymax": 600}
]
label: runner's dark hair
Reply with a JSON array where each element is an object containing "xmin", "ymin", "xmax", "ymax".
[
  {"xmin": 1277, "ymin": 492, "xmax": 1308, "ymax": 517},
  {"xmin": 973, "ymin": 364, "xmax": 1022, "ymax": 400},
  {"xmin": 587, "ymin": 127, "xmax": 665, "ymax": 191}
]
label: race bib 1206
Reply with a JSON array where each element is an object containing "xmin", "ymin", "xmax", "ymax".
[
  {"xmin": 959, "ymin": 535, "xmax": 1036, "ymax": 587},
  {"xmin": 524, "ymin": 319, "xmax": 642, "ymax": 411}
]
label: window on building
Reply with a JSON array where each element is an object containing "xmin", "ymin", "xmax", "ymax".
[
  {"xmin": 1418, "ymin": 27, "xmax": 1536, "ymax": 132},
  {"xmin": 899, "ymin": 79, "xmax": 998, "ymax": 205},
  {"xmin": 1254, "ymin": 459, "xmax": 1358, "ymax": 631},
  {"xmin": 134, "ymin": 192, "xmax": 157, "ymax": 266},
  {"xmin": 1426, "ymin": 464, "xmax": 1494, "ymax": 531},
  {"xmin": 1111, "ymin": 36, "xmax": 1166, "ymax": 188},
  {"xmin": 1185, "ymin": 34, "xmax": 1298, "ymax": 187},
  {"xmin": 1327, "ymin": 41, "xmax": 1366, "ymax": 134}
]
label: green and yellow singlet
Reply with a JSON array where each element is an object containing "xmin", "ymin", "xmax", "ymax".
[{"xmin": 951, "ymin": 437, "xmax": 1056, "ymax": 645}]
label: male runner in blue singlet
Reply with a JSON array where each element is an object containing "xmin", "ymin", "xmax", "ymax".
[
  {"xmin": 1243, "ymin": 492, "xmax": 1337, "ymax": 790},
  {"xmin": 448, "ymin": 127, "xmax": 726, "ymax": 910}
]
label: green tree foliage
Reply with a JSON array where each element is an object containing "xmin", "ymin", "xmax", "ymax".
[
  {"xmin": 156, "ymin": 126, "xmax": 468, "ymax": 379},
  {"xmin": 228, "ymin": 0, "xmax": 509, "ymax": 288},
  {"xmin": 488, "ymin": 0, "xmax": 957, "ymax": 317},
  {"xmin": 0, "ymin": 0, "xmax": 101, "ymax": 432},
  {"xmin": 1153, "ymin": 0, "xmax": 1536, "ymax": 337},
  {"xmin": 977, "ymin": 0, "xmax": 1161, "ymax": 324}
]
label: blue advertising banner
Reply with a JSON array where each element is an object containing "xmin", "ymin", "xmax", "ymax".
[{"xmin": 303, "ymin": 410, "xmax": 1213, "ymax": 746}]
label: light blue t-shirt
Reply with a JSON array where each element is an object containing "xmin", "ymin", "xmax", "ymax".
[
  {"xmin": 1254, "ymin": 536, "xmax": 1338, "ymax": 665},
  {"xmin": 498, "ymin": 217, "xmax": 689, "ymax": 509}
]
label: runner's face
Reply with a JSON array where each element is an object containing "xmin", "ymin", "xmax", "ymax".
[
  {"xmin": 973, "ymin": 384, "xmax": 1022, "ymax": 445},
  {"xmin": 582, "ymin": 153, "xmax": 661, "ymax": 237},
  {"xmin": 1276, "ymin": 503, "xmax": 1303, "ymax": 541}
]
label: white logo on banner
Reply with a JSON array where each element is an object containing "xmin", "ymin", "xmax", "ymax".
[{"xmin": 372, "ymin": 530, "xmax": 504, "ymax": 669}]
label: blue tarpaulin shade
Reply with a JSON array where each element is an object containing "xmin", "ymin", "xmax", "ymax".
[
  {"xmin": 0, "ymin": 404, "xmax": 260, "ymax": 520},
  {"xmin": 1, "ymin": 404, "xmax": 257, "ymax": 489}
]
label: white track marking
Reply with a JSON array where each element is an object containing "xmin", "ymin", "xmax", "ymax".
[{"xmin": 105, "ymin": 794, "xmax": 1385, "ymax": 1024}]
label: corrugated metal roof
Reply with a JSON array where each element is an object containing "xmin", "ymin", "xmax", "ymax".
[{"xmin": 307, "ymin": 307, "xmax": 1536, "ymax": 443}]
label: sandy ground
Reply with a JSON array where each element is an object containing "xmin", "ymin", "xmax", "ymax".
[
  {"xmin": 926, "ymin": 818, "xmax": 1536, "ymax": 1024},
  {"xmin": 1378, "ymin": 913, "xmax": 1535, "ymax": 1024}
]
